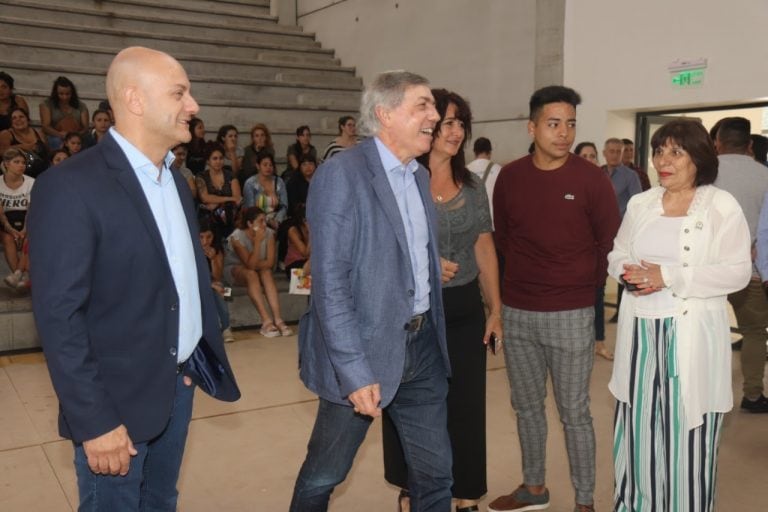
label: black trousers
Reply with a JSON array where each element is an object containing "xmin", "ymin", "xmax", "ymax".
[{"xmin": 382, "ymin": 278, "xmax": 488, "ymax": 500}]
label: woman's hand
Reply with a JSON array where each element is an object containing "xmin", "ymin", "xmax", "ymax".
[
  {"xmin": 483, "ymin": 312, "xmax": 503, "ymax": 354},
  {"xmin": 440, "ymin": 257, "xmax": 459, "ymax": 283},
  {"xmin": 622, "ymin": 260, "xmax": 665, "ymax": 295},
  {"xmin": 202, "ymin": 246, "xmax": 216, "ymax": 259}
]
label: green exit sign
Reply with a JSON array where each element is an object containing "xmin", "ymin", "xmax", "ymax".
[{"xmin": 671, "ymin": 69, "xmax": 705, "ymax": 88}]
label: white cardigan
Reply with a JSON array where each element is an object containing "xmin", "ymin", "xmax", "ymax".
[{"xmin": 607, "ymin": 185, "xmax": 752, "ymax": 429}]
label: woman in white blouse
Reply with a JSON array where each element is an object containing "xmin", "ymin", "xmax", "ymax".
[{"xmin": 607, "ymin": 119, "xmax": 751, "ymax": 512}]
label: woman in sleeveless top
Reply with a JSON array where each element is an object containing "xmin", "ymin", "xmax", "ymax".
[
  {"xmin": 0, "ymin": 107, "xmax": 48, "ymax": 176},
  {"xmin": 39, "ymin": 76, "xmax": 89, "ymax": 150}
]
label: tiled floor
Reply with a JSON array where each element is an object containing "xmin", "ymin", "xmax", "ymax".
[{"xmin": 1, "ymin": 316, "xmax": 766, "ymax": 511}]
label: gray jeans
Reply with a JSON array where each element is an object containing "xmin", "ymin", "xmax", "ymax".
[{"xmin": 501, "ymin": 305, "xmax": 596, "ymax": 505}]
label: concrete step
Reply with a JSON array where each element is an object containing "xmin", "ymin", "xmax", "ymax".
[
  {"xmin": 2, "ymin": 62, "xmax": 361, "ymax": 111},
  {"xmin": 17, "ymin": 88, "xmax": 350, "ymax": 153},
  {"xmin": 0, "ymin": 277, "xmax": 307, "ymax": 354},
  {"xmin": 228, "ymin": 277, "xmax": 309, "ymax": 329},
  {"xmin": 16, "ymin": 0, "xmax": 275, "ymax": 24},
  {"xmin": 4, "ymin": 1, "xmax": 317, "ymax": 49},
  {"xmin": 0, "ymin": 37, "xmax": 359, "ymax": 86},
  {"xmin": 0, "ymin": 17, "xmax": 338, "ymax": 66}
]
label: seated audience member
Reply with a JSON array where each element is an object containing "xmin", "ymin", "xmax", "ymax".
[
  {"xmin": 0, "ymin": 72, "xmax": 30, "ymax": 132},
  {"xmin": 284, "ymin": 125, "xmax": 316, "ymax": 183},
  {"xmin": 171, "ymin": 143, "xmax": 197, "ymax": 198},
  {"xmin": 63, "ymin": 132, "xmax": 83, "ymax": 156},
  {"xmin": 287, "ymin": 153, "xmax": 316, "ymax": 215},
  {"xmin": 0, "ymin": 107, "xmax": 48, "ymax": 176},
  {"xmin": 199, "ymin": 219, "xmax": 235, "ymax": 343},
  {"xmin": 97, "ymin": 99, "xmax": 113, "ymax": 122},
  {"xmin": 283, "ymin": 203, "xmax": 310, "ymax": 279},
  {"xmin": 187, "ymin": 117, "xmax": 209, "ymax": 174},
  {"xmin": 243, "ymin": 153, "xmax": 287, "ymax": 231},
  {"xmin": 224, "ymin": 206, "xmax": 293, "ymax": 338},
  {"xmin": 216, "ymin": 124, "xmax": 243, "ymax": 176},
  {"xmin": 196, "ymin": 145, "xmax": 242, "ymax": 240},
  {"xmin": 0, "ymin": 149, "xmax": 34, "ymax": 288},
  {"xmin": 49, "ymin": 149, "xmax": 69, "ymax": 167},
  {"xmin": 240, "ymin": 123, "xmax": 276, "ymax": 186},
  {"xmin": 39, "ymin": 76, "xmax": 89, "ymax": 150},
  {"xmin": 321, "ymin": 115, "xmax": 358, "ymax": 161},
  {"xmin": 81, "ymin": 109, "xmax": 112, "ymax": 148}
]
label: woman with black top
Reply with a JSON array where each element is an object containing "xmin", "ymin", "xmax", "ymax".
[
  {"xmin": 382, "ymin": 89, "xmax": 502, "ymax": 512},
  {"xmin": 187, "ymin": 117, "xmax": 209, "ymax": 174},
  {"xmin": 196, "ymin": 145, "xmax": 242, "ymax": 240},
  {"xmin": 283, "ymin": 125, "xmax": 316, "ymax": 184},
  {"xmin": 0, "ymin": 72, "xmax": 30, "ymax": 132}
]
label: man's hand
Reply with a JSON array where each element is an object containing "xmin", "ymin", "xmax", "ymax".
[
  {"xmin": 348, "ymin": 383, "xmax": 381, "ymax": 418},
  {"xmin": 82, "ymin": 424, "xmax": 138, "ymax": 476}
]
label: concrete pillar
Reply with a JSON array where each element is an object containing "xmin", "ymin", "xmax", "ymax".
[{"xmin": 534, "ymin": 0, "xmax": 565, "ymax": 88}]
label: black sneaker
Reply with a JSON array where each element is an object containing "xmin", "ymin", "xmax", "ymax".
[{"xmin": 741, "ymin": 394, "xmax": 768, "ymax": 413}]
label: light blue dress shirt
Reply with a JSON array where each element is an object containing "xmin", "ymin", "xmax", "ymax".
[
  {"xmin": 110, "ymin": 128, "xmax": 202, "ymax": 363},
  {"xmin": 374, "ymin": 137, "xmax": 431, "ymax": 315}
]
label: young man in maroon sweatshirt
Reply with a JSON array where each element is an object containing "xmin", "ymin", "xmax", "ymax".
[{"xmin": 488, "ymin": 86, "xmax": 620, "ymax": 512}]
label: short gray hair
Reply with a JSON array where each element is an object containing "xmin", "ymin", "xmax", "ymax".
[{"xmin": 358, "ymin": 71, "xmax": 430, "ymax": 137}]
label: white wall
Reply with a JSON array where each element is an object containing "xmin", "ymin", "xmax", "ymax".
[
  {"xmin": 296, "ymin": 0, "xmax": 540, "ymax": 164},
  {"xmin": 564, "ymin": 0, "xmax": 768, "ymax": 148}
]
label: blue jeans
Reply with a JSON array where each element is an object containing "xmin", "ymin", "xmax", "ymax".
[
  {"xmin": 74, "ymin": 373, "xmax": 195, "ymax": 512},
  {"xmin": 290, "ymin": 316, "xmax": 453, "ymax": 511}
]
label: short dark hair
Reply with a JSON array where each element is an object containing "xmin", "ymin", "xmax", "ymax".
[
  {"xmin": 650, "ymin": 119, "xmax": 718, "ymax": 187},
  {"xmin": 473, "ymin": 137, "xmax": 492, "ymax": 155},
  {"xmin": 621, "ymin": 138, "xmax": 633, "ymax": 146},
  {"xmin": 295, "ymin": 125, "xmax": 310, "ymax": 137},
  {"xmin": 716, "ymin": 117, "xmax": 751, "ymax": 152},
  {"xmin": 751, "ymin": 134, "xmax": 768, "ymax": 164},
  {"xmin": 529, "ymin": 85, "xmax": 581, "ymax": 121},
  {"xmin": 91, "ymin": 109, "xmax": 110, "ymax": 121},
  {"xmin": 298, "ymin": 153, "xmax": 317, "ymax": 166}
]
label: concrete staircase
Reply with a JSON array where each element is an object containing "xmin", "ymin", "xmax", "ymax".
[
  {"xmin": 0, "ymin": 0, "xmax": 358, "ymax": 351},
  {"xmin": 0, "ymin": 0, "xmax": 362, "ymax": 155}
]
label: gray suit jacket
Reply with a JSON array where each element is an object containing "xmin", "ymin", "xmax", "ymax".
[{"xmin": 298, "ymin": 137, "xmax": 449, "ymax": 406}]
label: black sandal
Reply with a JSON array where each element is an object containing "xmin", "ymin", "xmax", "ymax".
[{"xmin": 456, "ymin": 506, "xmax": 479, "ymax": 512}]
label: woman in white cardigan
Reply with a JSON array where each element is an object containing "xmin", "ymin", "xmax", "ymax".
[{"xmin": 607, "ymin": 119, "xmax": 751, "ymax": 512}]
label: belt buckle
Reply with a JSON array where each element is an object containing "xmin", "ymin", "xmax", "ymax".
[{"xmin": 409, "ymin": 314, "xmax": 424, "ymax": 332}]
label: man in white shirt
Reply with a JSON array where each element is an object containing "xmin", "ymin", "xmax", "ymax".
[{"xmin": 467, "ymin": 137, "xmax": 501, "ymax": 223}]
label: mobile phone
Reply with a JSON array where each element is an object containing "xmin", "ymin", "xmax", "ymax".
[
  {"xmin": 621, "ymin": 278, "xmax": 640, "ymax": 292},
  {"xmin": 223, "ymin": 287, "xmax": 233, "ymax": 301},
  {"xmin": 489, "ymin": 332, "xmax": 498, "ymax": 355}
]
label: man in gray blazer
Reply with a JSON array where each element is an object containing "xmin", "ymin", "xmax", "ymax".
[{"xmin": 290, "ymin": 71, "xmax": 452, "ymax": 511}]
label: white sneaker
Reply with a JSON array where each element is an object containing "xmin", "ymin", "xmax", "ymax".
[
  {"xmin": 222, "ymin": 327, "xmax": 235, "ymax": 343},
  {"xmin": 4, "ymin": 270, "xmax": 21, "ymax": 288}
]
